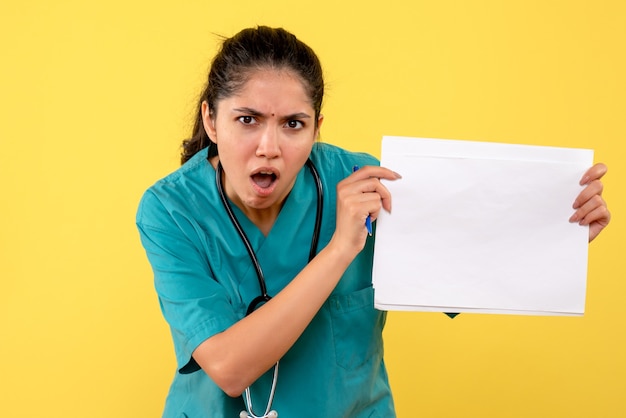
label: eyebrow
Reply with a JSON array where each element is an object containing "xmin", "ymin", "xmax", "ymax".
[{"xmin": 232, "ymin": 107, "xmax": 312, "ymax": 120}]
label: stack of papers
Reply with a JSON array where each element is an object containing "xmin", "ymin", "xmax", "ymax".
[{"xmin": 372, "ymin": 136, "xmax": 593, "ymax": 316}]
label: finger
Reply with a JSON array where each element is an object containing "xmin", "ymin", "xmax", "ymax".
[
  {"xmin": 589, "ymin": 214, "xmax": 611, "ymax": 242},
  {"xmin": 570, "ymin": 194, "xmax": 607, "ymax": 223},
  {"xmin": 579, "ymin": 200, "xmax": 610, "ymax": 227},
  {"xmin": 349, "ymin": 165, "xmax": 402, "ymax": 183},
  {"xmin": 357, "ymin": 176, "xmax": 394, "ymax": 213},
  {"xmin": 347, "ymin": 166, "xmax": 398, "ymax": 212},
  {"xmin": 572, "ymin": 179, "xmax": 604, "ymax": 209},
  {"xmin": 354, "ymin": 190, "xmax": 386, "ymax": 221},
  {"xmin": 333, "ymin": 188, "xmax": 370, "ymax": 243},
  {"xmin": 583, "ymin": 204, "xmax": 611, "ymax": 229},
  {"xmin": 580, "ymin": 162, "xmax": 608, "ymax": 185}
]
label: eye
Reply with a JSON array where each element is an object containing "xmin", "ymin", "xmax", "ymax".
[
  {"xmin": 238, "ymin": 115, "xmax": 256, "ymax": 125},
  {"xmin": 285, "ymin": 120, "xmax": 304, "ymax": 129}
]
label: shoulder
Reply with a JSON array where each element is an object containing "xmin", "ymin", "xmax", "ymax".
[
  {"xmin": 309, "ymin": 142, "xmax": 379, "ymax": 181},
  {"xmin": 136, "ymin": 148, "xmax": 213, "ymax": 227},
  {"xmin": 148, "ymin": 148, "xmax": 210, "ymax": 191}
]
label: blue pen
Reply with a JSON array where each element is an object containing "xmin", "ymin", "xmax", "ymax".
[{"xmin": 352, "ymin": 165, "xmax": 373, "ymax": 236}]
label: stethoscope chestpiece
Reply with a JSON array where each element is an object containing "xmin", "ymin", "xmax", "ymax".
[{"xmin": 240, "ymin": 410, "xmax": 278, "ymax": 418}]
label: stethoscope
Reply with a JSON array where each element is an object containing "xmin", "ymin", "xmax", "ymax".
[{"xmin": 215, "ymin": 159, "xmax": 324, "ymax": 418}]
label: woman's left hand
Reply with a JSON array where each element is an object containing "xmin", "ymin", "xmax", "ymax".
[{"xmin": 570, "ymin": 163, "xmax": 610, "ymax": 242}]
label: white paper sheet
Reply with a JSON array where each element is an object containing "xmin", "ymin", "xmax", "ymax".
[{"xmin": 372, "ymin": 136, "xmax": 593, "ymax": 316}]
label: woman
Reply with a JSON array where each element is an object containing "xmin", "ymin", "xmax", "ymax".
[{"xmin": 136, "ymin": 26, "xmax": 610, "ymax": 417}]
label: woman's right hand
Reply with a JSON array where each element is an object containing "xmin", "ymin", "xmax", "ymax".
[{"xmin": 331, "ymin": 165, "xmax": 402, "ymax": 256}]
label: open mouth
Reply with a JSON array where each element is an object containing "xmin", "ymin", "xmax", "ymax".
[{"xmin": 251, "ymin": 170, "xmax": 278, "ymax": 189}]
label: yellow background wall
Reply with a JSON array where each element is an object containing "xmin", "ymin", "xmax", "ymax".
[{"xmin": 1, "ymin": 1, "xmax": 624, "ymax": 417}]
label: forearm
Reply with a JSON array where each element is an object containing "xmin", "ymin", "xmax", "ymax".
[{"xmin": 192, "ymin": 237, "xmax": 357, "ymax": 397}]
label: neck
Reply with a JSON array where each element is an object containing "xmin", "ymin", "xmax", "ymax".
[
  {"xmin": 241, "ymin": 207, "xmax": 280, "ymax": 236},
  {"xmin": 213, "ymin": 157, "xmax": 282, "ymax": 237}
]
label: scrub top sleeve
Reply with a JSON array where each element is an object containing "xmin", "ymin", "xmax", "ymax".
[{"xmin": 136, "ymin": 191, "xmax": 240, "ymax": 371}]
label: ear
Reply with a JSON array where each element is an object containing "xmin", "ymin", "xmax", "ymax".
[
  {"xmin": 201, "ymin": 101, "xmax": 217, "ymax": 144},
  {"xmin": 314, "ymin": 114, "xmax": 324, "ymax": 139}
]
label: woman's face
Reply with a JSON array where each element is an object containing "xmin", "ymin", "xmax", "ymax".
[{"xmin": 203, "ymin": 68, "xmax": 323, "ymax": 227}]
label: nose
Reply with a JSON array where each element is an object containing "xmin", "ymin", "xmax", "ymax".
[{"xmin": 256, "ymin": 125, "xmax": 281, "ymax": 159}]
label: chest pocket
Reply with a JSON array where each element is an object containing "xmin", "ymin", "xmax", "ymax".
[{"xmin": 328, "ymin": 286, "xmax": 384, "ymax": 370}]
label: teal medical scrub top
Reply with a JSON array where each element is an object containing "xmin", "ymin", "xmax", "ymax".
[{"xmin": 136, "ymin": 143, "xmax": 396, "ymax": 417}]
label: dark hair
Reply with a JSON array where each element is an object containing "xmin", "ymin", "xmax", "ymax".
[{"xmin": 181, "ymin": 26, "xmax": 325, "ymax": 164}]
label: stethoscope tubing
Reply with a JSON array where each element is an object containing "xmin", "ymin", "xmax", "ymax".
[
  {"xmin": 215, "ymin": 158, "xmax": 323, "ymax": 418},
  {"xmin": 216, "ymin": 161, "xmax": 271, "ymax": 312},
  {"xmin": 215, "ymin": 158, "xmax": 323, "ymax": 314}
]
